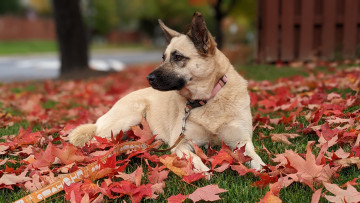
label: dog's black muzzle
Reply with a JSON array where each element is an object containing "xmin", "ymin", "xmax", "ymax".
[{"xmin": 147, "ymin": 68, "xmax": 186, "ymax": 91}]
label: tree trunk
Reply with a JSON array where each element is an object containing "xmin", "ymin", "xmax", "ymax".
[
  {"xmin": 52, "ymin": 0, "xmax": 89, "ymax": 76},
  {"xmin": 214, "ymin": 0, "xmax": 224, "ymax": 49},
  {"xmin": 213, "ymin": 0, "xmax": 236, "ymax": 50}
]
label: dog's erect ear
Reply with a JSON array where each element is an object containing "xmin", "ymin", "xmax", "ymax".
[
  {"xmin": 187, "ymin": 12, "xmax": 217, "ymax": 55},
  {"xmin": 158, "ymin": 19, "xmax": 180, "ymax": 44}
]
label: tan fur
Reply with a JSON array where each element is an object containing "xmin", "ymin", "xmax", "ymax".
[{"xmin": 69, "ymin": 13, "xmax": 265, "ymax": 171}]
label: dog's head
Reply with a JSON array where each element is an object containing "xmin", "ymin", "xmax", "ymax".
[{"xmin": 147, "ymin": 12, "xmax": 219, "ymax": 98}]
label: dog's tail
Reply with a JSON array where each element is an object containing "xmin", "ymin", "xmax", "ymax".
[{"xmin": 68, "ymin": 124, "xmax": 97, "ymax": 147}]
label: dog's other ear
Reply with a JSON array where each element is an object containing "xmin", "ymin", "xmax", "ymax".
[
  {"xmin": 158, "ymin": 19, "xmax": 180, "ymax": 43},
  {"xmin": 187, "ymin": 12, "xmax": 217, "ymax": 55}
]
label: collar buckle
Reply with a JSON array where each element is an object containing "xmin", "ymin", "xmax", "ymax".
[{"xmin": 186, "ymin": 74, "xmax": 227, "ymax": 110}]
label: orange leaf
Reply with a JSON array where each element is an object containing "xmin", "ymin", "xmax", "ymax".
[
  {"xmin": 160, "ymin": 155, "xmax": 187, "ymax": 177},
  {"xmin": 257, "ymin": 191, "xmax": 282, "ymax": 203}
]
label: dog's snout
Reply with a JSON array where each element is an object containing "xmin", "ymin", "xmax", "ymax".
[{"xmin": 147, "ymin": 74, "xmax": 156, "ymax": 82}]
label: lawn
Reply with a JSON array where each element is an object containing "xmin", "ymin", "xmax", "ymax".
[
  {"xmin": 0, "ymin": 40, "xmax": 58, "ymax": 55},
  {"xmin": 0, "ymin": 64, "xmax": 359, "ymax": 203},
  {"xmin": 0, "ymin": 40, "xmax": 152, "ymax": 55}
]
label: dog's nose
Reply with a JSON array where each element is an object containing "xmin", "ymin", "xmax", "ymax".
[{"xmin": 147, "ymin": 74, "xmax": 156, "ymax": 82}]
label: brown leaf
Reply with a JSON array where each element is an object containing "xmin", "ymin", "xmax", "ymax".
[
  {"xmin": 334, "ymin": 157, "xmax": 360, "ymax": 169},
  {"xmin": 270, "ymin": 133, "xmax": 300, "ymax": 145}
]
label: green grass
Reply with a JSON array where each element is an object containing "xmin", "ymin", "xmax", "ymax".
[
  {"xmin": 236, "ymin": 64, "xmax": 309, "ymax": 81},
  {"xmin": 0, "ymin": 40, "xmax": 58, "ymax": 55},
  {"xmin": 0, "ymin": 40, "xmax": 153, "ymax": 55}
]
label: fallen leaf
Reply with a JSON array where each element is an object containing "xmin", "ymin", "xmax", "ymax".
[
  {"xmin": 257, "ymin": 191, "xmax": 282, "ymax": 203},
  {"xmin": 131, "ymin": 117, "xmax": 155, "ymax": 144},
  {"xmin": 270, "ymin": 133, "xmax": 300, "ymax": 145},
  {"xmin": 182, "ymin": 173, "xmax": 204, "ymax": 184},
  {"xmin": 188, "ymin": 184, "xmax": 227, "ymax": 202},
  {"xmin": 0, "ymin": 170, "xmax": 31, "ymax": 185},
  {"xmin": 333, "ymin": 157, "xmax": 360, "ymax": 169},
  {"xmin": 324, "ymin": 182, "xmax": 360, "ymax": 203},
  {"xmin": 209, "ymin": 148, "xmax": 234, "ymax": 170},
  {"xmin": 53, "ymin": 143, "xmax": 86, "ymax": 165},
  {"xmin": 160, "ymin": 155, "xmax": 187, "ymax": 177},
  {"xmin": 311, "ymin": 188, "xmax": 322, "ymax": 203},
  {"xmin": 167, "ymin": 193, "xmax": 189, "ymax": 203},
  {"xmin": 116, "ymin": 166, "xmax": 143, "ymax": 186},
  {"xmin": 147, "ymin": 165, "xmax": 169, "ymax": 184}
]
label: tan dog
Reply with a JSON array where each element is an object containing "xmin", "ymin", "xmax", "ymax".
[{"xmin": 69, "ymin": 12, "xmax": 265, "ymax": 171}]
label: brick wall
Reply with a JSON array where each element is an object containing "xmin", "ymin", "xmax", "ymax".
[{"xmin": 0, "ymin": 16, "xmax": 55, "ymax": 40}]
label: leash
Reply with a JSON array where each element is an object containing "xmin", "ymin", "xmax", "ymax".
[
  {"xmin": 14, "ymin": 141, "xmax": 150, "ymax": 203},
  {"xmin": 151, "ymin": 107, "xmax": 191, "ymax": 152}
]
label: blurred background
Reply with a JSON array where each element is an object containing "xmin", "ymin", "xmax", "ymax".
[
  {"xmin": 1, "ymin": 0, "xmax": 359, "ymax": 82},
  {"xmin": 0, "ymin": 0, "xmax": 256, "ymax": 82}
]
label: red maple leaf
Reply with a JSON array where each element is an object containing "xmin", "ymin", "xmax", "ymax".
[
  {"xmin": 167, "ymin": 193, "xmax": 189, "ymax": 203},
  {"xmin": 209, "ymin": 144, "xmax": 234, "ymax": 170},
  {"xmin": 231, "ymin": 163, "xmax": 257, "ymax": 176},
  {"xmin": 252, "ymin": 174, "xmax": 278, "ymax": 188},
  {"xmin": 147, "ymin": 165, "xmax": 169, "ymax": 184},
  {"xmin": 316, "ymin": 123, "xmax": 341, "ymax": 141},
  {"xmin": 182, "ymin": 173, "xmax": 204, "ymax": 184},
  {"xmin": 53, "ymin": 143, "xmax": 86, "ymax": 165},
  {"xmin": 131, "ymin": 117, "xmax": 155, "ymax": 144},
  {"xmin": 116, "ymin": 166, "xmax": 143, "ymax": 186},
  {"xmin": 11, "ymin": 127, "xmax": 42, "ymax": 147},
  {"xmin": 32, "ymin": 143, "xmax": 56, "ymax": 168},
  {"xmin": 64, "ymin": 182, "xmax": 83, "ymax": 202},
  {"xmin": 110, "ymin": 181, "xmax": 152, "ymax": 203},
  {"xmin": 81, "ymin": 179, "xmax": 101, "ymax": 196}
]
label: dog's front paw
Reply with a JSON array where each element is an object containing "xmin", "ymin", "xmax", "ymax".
[
  {"xmin": 68, "ymin": 124, "xmax": 97, "ymax": 147},
  {"xmin": 250, "ymin": 159, "xmax": 266, "ymax": 172}
]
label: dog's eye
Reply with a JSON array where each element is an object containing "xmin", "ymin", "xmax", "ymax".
[
  {"xmin": 162, "ymin": 55, "xmax": 165, "ymax": 61},
  {"xmin": 174, "ymin": 55, "xmax": 184, "ymax": 61}
]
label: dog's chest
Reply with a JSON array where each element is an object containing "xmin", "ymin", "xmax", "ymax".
[{"xmin": 187, "ymin": 108, "xmax": 228, "ymax": 135}]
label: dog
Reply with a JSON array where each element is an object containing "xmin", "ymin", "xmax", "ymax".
[{"xmin": 69, "ymin": 12, "xmax": 265, "ymax": 172}]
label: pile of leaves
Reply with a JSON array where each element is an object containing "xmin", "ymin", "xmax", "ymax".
[{"xmin": 0, "ymin": 65, "xmax": 359, "ymax": 202}]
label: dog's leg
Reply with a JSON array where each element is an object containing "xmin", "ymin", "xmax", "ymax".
[
  {"xmin": 219, "ymin": 121, "xmax": 265, "ymax": 170},
  {"xmin": 236, "ymin": 141, "xmax": 265, "ymax": 170},
  {"xmin": 173, "ymin": 141, "xmax": 210, "ymax": 172},
  {"xmin": 169, "ymin": 120, "xmax": 211, "ymax": 172},
  {"xmin": 69, "ymin": 96, "xmax": 146, "ymax": 147}
]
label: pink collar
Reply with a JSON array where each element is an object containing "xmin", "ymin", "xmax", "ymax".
[{"xmin": 186, "ymin": 75, "xmax": 227, "ymax": 109}]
